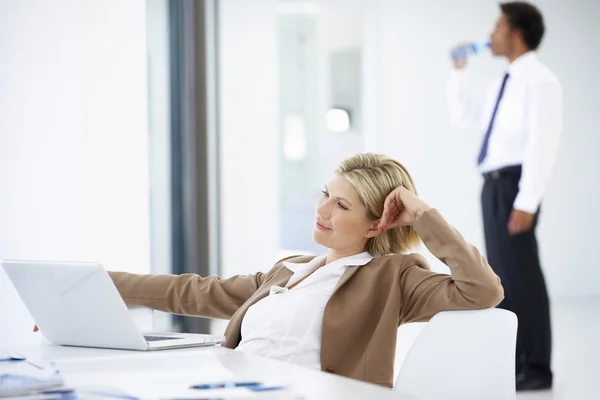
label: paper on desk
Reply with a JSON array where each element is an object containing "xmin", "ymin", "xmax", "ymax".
[{"xmin": 0, "ymin": 361, "xmax": 64, "ymax": 398}]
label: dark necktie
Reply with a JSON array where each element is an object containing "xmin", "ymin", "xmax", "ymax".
[{"xmin": 477, "ymin": 73, "xmax": 510, "ymax": 165}]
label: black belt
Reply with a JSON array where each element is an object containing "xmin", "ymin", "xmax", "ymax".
[{"xmin": 482, "ymin": 165, "xmax": 522, "ymax": 181}]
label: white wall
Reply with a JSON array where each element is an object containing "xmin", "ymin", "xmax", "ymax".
[
  {"xmin": 213, "ymin": 0, "xmax": 279, "ymax": 334},
  {"xmin": 218, "ymin": 0, "xmax": 280, "ymax": 277},
  {"xmin": 0, "ymin": 0, "xmax": 150, "ymax": 345},
  {"xmin": 316, "ymin": 4, "xmax": 367, "ymax": 187},
  {"xmin": 146, "ymin": 0, "xmax": 172, "ymax": 332},
  {"xmin": 366, "ymin": 0, "xmax": 600, "ymax": 298}
]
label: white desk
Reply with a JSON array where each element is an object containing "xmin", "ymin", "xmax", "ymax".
[{"xmin": 12, "ymin": 341, "xmax": 419, "ymax": 399}]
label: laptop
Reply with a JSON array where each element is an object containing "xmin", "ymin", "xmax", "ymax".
[{"xmin": 2, "ymin": 260, "xmax": 226, "ymax": 351}]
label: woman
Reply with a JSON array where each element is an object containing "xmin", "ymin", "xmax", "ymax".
[{"xmin": 108, "ymin": 153, "xmax": 503, "ymax": 388}]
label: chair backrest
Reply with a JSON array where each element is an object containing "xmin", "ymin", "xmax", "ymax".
[
  {"xmin": 394, "ymin": 321, "xmax": 427, "ymax": 379},
  {"xmin": 394, "ymin": 309, "xmax": 517, "ymax": 400}
]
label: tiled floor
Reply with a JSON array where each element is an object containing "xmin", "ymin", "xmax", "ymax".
[{"xmin": 517, "ymin": 297, "xmax": 600, "ymax": 400}]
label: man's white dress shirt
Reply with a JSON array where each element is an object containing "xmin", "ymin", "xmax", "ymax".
[
  {"xmin": 236, "ymin": 252, "xmax": 374, "ymax": 370},
  {"xmin": 447, "ymin": 52, "xmax": 562, "ymax": 213}
]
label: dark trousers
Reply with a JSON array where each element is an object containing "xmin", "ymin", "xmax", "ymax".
[{"xmin": 481, "ymin": 165, "xmax": 552, "ymax": 379}]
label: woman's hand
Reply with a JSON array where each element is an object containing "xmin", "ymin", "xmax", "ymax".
[{"xmin": 379, "ymin": 187, "xmax": 432, "ymax": 230}]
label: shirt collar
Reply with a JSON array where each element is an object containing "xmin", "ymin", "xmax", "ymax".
[
  {"xmin": 507, "ymin": 51, "xmax": 537, "ymax": 76},
  {"xmin": 283, "ymin": 252, "xmax": 373, "ymax": 272},
  {"xmin": 283, "ymin": 255, "xmax": 325, "ymax": 274}
]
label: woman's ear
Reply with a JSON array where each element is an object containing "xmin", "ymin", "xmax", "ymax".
[{"xmin": 366, "ymin": 220, "xmax": 384, "ymax": 238}]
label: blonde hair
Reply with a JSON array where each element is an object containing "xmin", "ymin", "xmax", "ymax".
[{"xmin": 335, "ymin": 153, "xmax": 421, "ymax": 256}]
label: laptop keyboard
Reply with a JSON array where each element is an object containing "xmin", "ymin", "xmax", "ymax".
[{"xmin": 143, "ymin": 335, "xmax": 182, "ymax": 342}]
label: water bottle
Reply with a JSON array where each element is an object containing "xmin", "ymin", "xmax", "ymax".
[{"xmin": 450, "ymin": 41, "xmax": 491, "ymax": 62}]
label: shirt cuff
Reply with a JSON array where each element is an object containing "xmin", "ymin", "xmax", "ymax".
[
  {"xmin": 449, "ymin": 68, "xmax": 466, "ymax": 77},
  {"xmin": 513, "ymin": 191, "xmax": 541, "ymax": 214},
  {"xmin": 448, "ymin": 69, "xmax": 466, "ymax": 86}
]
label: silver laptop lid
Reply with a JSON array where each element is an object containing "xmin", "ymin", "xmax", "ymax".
[{"xmin": 2, "ymin": 260, "xmax": 148, "ymax": 350}]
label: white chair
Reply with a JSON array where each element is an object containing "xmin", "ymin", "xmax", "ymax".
[
  {"xmin": 394, "ymin": 321, "xmax": 427, "ymax": 378},
  {"xmin": 394, "ymin": 308, "xmax": 517, "ymax": 400}
]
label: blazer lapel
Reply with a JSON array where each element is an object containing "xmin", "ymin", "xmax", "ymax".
[
  {"xmin": 332, "ymin": 264, "xmax": 361, "ymax": 294},
  {"xmin": 222, "ymin": 266, "xmax": 294, "ymax": 348}
]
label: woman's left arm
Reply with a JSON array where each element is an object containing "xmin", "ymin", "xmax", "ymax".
[
  {"xmin": 398, "ymin": 209, "xmax": 504, "ymax": 323},
  {"xmin": 378, "ymin": 187, "xmax": 504, "ymax": 324}
]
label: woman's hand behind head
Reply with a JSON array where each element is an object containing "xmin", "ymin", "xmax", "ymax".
[{"xmin": 379, "ymin": 187, "xmax": 431, "ymax": 231}]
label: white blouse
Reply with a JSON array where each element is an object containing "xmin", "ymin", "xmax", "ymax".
[{"xmin": 235, "ymin": 252, "xmax": 374, "ymax": 370}]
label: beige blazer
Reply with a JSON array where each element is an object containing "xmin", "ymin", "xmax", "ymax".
[{"xmin": 109, "ymin": 209, "xmax": 503, "ymax": 388}]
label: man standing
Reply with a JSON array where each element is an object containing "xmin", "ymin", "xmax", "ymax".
[{"xmin": 447, "ymin": 2, "xmax": 561, "ymax": 391}]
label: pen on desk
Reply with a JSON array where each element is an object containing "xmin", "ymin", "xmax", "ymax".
[
  {"xmin": 0, "ymin": 347, "xmax": 26, "ymax": 362},
  {"xmin": 248, "ymin": 385, "xmax": 287, "ymax": 392},
  {"xmin": 190, "ymin": 381, "xmax": 262, "ymax": 389}
]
